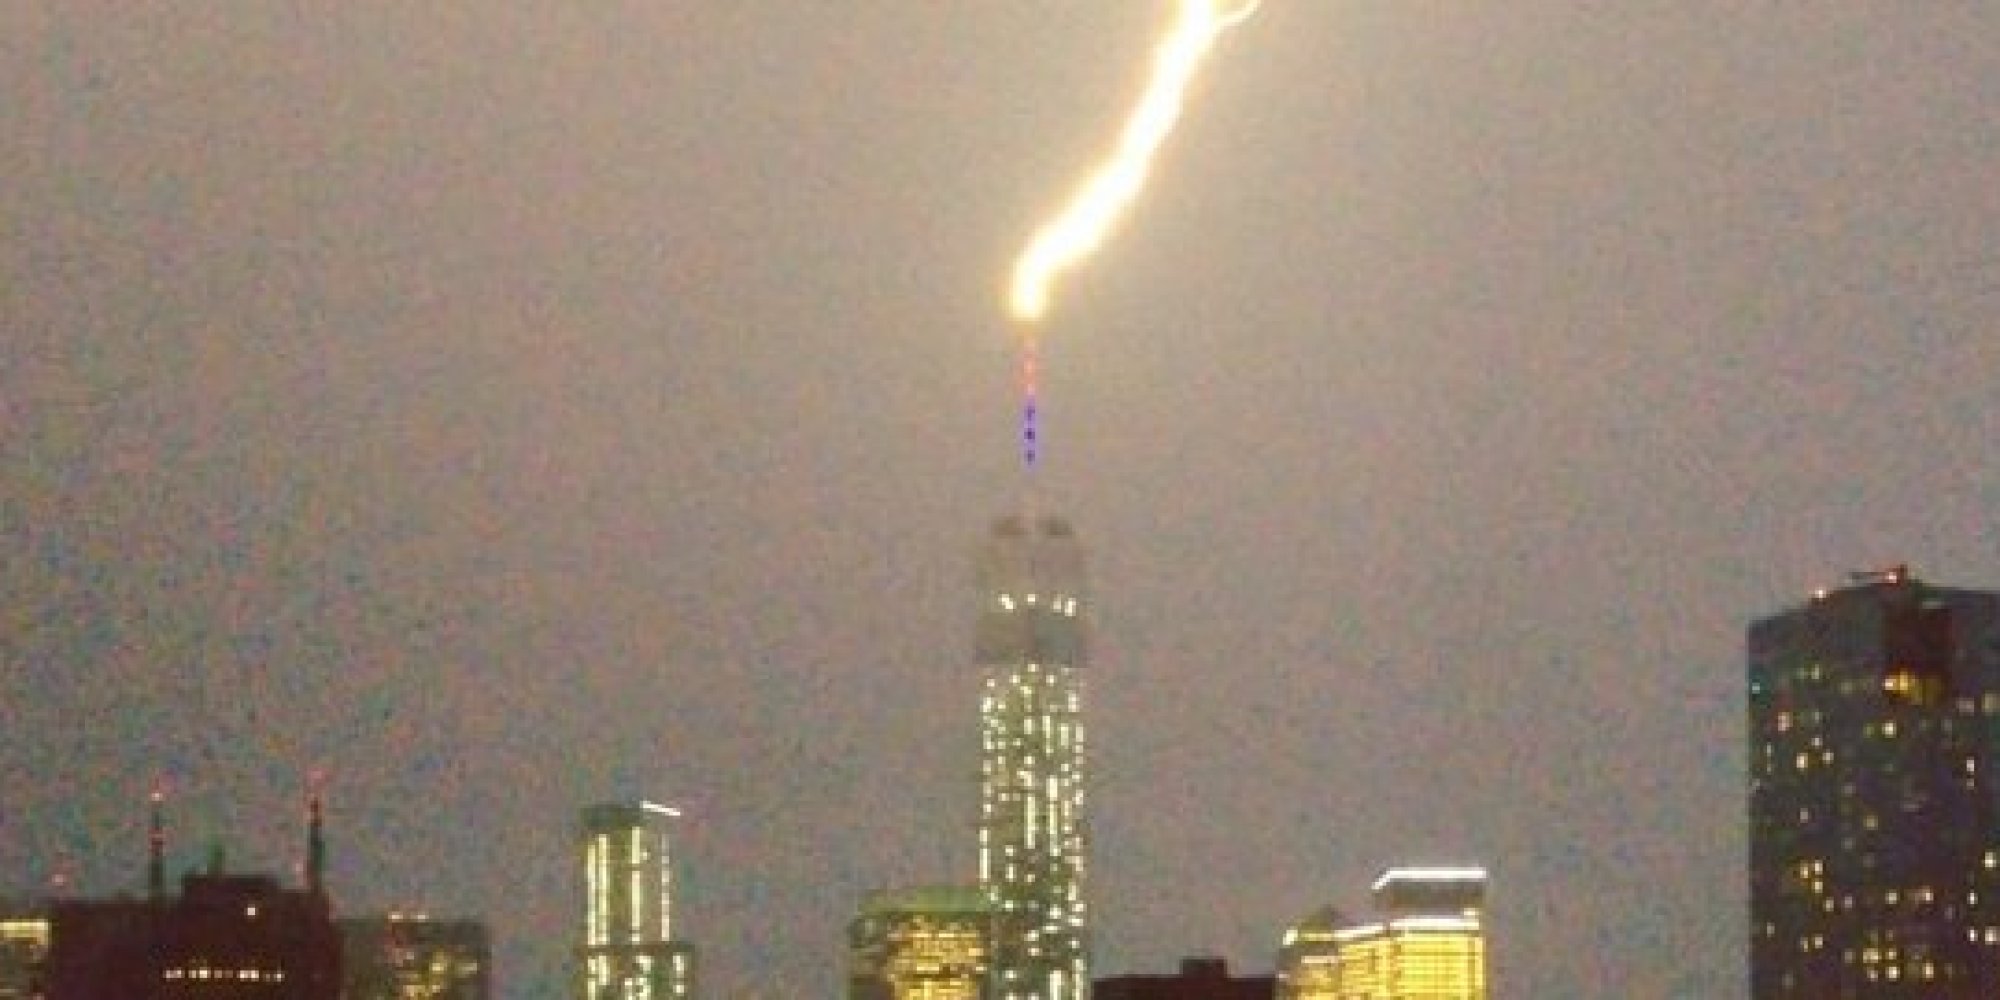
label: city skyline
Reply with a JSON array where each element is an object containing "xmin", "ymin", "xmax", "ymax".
[{"xmin": 7, "ymin": 4, "xmax": 2000, "ymax": 997}]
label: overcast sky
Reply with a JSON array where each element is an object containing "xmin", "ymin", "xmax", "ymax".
[{"xmin": 5, "ymin": 3, "xmax": 1999, "ymax": 997}]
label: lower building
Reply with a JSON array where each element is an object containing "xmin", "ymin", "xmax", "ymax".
[
  {"xmin": 1275, "ymin": 908, "xmax": 1348, "ymax": 1000},
  {"xmin": 340, "ymin": 914, "xmax": 490, "ymax": 999},
  {"xmin": 46, "ymin": 872, "xmax": 341, "ymax": 1000},
  {"xmin": 848, "ymin": 886, "xmax": 991, "ymax": 1000},
  {"xmin": 1278, "ymin": 867, "xmax": 1487, "ymax": 1000},
  {"xmin": 0, "ymin": 904, "xmax": 48, "ymax": 1000},
  {"xmin": 1094, "ymin": 956, "xmax": 1274, "ymax": 1000}
]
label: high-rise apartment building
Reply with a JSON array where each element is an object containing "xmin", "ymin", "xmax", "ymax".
[
  {"xmin": 580, "ymin": 802, "xmax": 694, "ymax": 1000},
  {"xmin": 340, "ymin": 914, "xmax": 491, "ymax": 1000},
  {"xmin": 847, "ymin": 885, "xmax": 992, "ymax": 1000},
  {"xmin": 1748, "ymin": 568, "xmax": 2000, "ymax": 997},
  {"xmin": 1277, "ymin": 867, "xmax": 1486, "ymax": 1000},
  {"xmin": 975, "ymin": 514, "xmax": 1089, "ymax": 1000}
]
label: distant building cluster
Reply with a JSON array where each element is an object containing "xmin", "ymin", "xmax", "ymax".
[
  {"xmin": 22, "ymin": 532, "xmax": 2000, "ymax": 998},
  {"xmin": 844, "ymin": 514, "xmax": 1491, "ymax": 1000},
  {"xmin": 1, "ymin": 793, "xmax": 490, "ymax": 1000}
]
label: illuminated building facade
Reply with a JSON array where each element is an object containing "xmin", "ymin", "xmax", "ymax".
[
  {"xmin": 340, "ymin": 915, "xmax": 490, "ymax": 1000},
  {"xmin": 976, "ymin": 514, "xmax": 1089, "ymax": 1000},
  {"xmin": 1748, "ymin": 569, "xmax": 2000, "ymax": 997},
  {"xmin": 580, "ymin": 802, "xmax": 694, "ymax": 1000},
  {"xmin": 0, "ymin": 903, "xmax": 48, "ymax": 1000},
  {"xmin": 1093, "ymin": 957, "xmax": 1274, "ymax": 1000},
  {"xmin": 1277, "ymin": 867, "xmax": 1486, "ymax": 1000},
  {"xmin": 1274, "ymin": 907, "xmax": 1346, "ymax": 1000},
  {"xmin": 848, "ymin": 885, "xmax": 991, "ymax": 1000}
]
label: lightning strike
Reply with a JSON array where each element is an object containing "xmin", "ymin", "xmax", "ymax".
[{"xmin": 1007, "ymin": 0, "xmax": 1261, "ymax": 324}]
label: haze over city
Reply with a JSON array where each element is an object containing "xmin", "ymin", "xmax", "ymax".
[{"xmin": 5, "ymin": 4, "xmax": 1998, "ymax": 997}]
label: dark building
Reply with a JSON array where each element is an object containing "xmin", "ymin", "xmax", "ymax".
[
  {"xmin": 340, "ymin": 915, "xmax": 490, "ymax": 1000},
  {"xmin": 1749, "ymin": 568, "xmax": 2000, "ymax": 997},
  {"xmin": 42, "ymin": 793, "xmax": 340, "ymax": 1000},
  {"xmin": 1093, "ymin": 957, "xmax": 1274, "ymax": 1000}
]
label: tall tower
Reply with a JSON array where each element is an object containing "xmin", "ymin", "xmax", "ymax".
[
  {"xmin": 580, "ymin": 802, "xmax": 694, "ymax": 1000},
  {"xmin": 1747, "ymin": 569, "xmax": 2000, "ymax": 998},
  {"xmin": 976, "ymin": 513, "xmax": 1089, "ymax": 1000}
]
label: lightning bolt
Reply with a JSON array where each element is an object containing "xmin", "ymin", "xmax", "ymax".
[
  {"xmin": 1008, "ymin": 0, "xmax": 1260, "ymax": 324},
  {"xmin": 1005, "ymin": 1, "xmax": 1259, "ymax": 471}
]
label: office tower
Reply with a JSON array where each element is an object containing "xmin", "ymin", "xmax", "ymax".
[
  {"xmin": 1747, "ymin": 568, "xmax": 2000, "ymax": 997},
  {"xmin": 976, "ymin": 514, "xmax": 1089, "ymax": 1000},
  {"xmin": 44, "ymin": 795, "xmax": 341, "ymax": 999},
  {"xmin": 848, "ymin": 885, "xmax": 992, "ymax": 1000},
  {"xmin": 1093, "ymin": 957, "xmax": 1274, "ymax": 1000},
  {"xmin": 1277, "ymin": 867, "xmax": 1486, "ymax": 1000},
  {"xmin": 0, "ymin": 902, "xmax": 48, "ymax": 1000},
  {"xmin": 580, "ymin": 801, "xmax": 694, "ymax": 1000},
  {"xmin": 340, "ymin": 914, "xmax": 491, "ymax": 1000}
]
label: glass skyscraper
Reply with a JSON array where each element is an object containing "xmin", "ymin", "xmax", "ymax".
[
  {"xmin": 580, "ymin": 802, "xmax": 694, "ymax": 1000},
  {"xmin": 1748, "ymin": 569, "xmax": 2000, "ymax": 997},
  {"xmin": 976, "ymin": 514, "xmax": 1089, "ymax": 1000}
]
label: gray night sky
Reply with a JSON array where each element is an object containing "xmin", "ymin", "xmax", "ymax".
[{"xmin": 5, "ymin": 3, "xmax": 1999, "ymax": 997}]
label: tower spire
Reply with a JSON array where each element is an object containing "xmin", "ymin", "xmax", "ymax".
[{"xmin": 147, "ymin": 785, "xmax": 166, "ymax": 900}]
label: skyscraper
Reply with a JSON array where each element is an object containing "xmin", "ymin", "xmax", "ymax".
[
  {"xmin": 1277, "ymin": 867, "xmax": 1487, "ymax": 1000},
  {"xmin": 976, "ymin": 514, "xmax": 1089, "ymax": 1000},
  {"xmin": 1747, "ymin": 568, "xmax": 2000, "ymax": 997},
  {"xmin": 847, "ymin": 885, "xmax": 991, "ymax": 1000},
  {"xmin": 580, "ymin": 802, "xmax": 694, "ymax": 1000}
]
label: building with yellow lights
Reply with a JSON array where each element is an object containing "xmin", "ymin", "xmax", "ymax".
[
  {"xmin": 579, "ymin": 801, "xmax": 694, "ymax": 1000},
  {"xmin": 1748, "ymin": 570, "xmax": 2000, "ymax": 997},
  {"xmin": 0, "ymin": 903, "xmax": 48, "ymax": 1000},
  {"xmin": 1277, "ymin": 867, "xmax": 1486, "ymax": 1000},
  {"xmin": 975, "ymin": 515, "xmax": 1089, "ymax": 1000},
  {"xmin": 848, "ymin": 885, "xmax": 992, "ymax": 1000}
]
